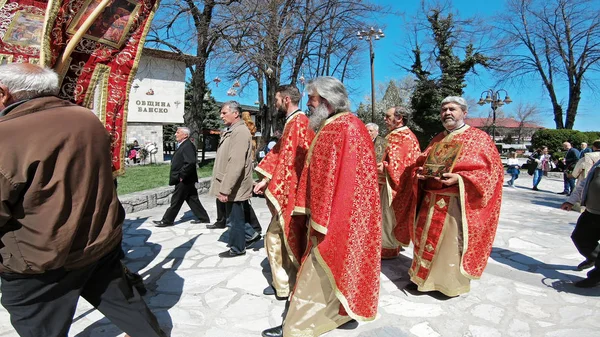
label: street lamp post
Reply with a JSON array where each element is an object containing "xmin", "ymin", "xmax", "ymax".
[
  {"xmin": 357, "ymin": 27, "xmax": 384, "ymax": 122},
  {"xmin": 477, "ymin": 89, "xmax": 512, "ymax": 144}
]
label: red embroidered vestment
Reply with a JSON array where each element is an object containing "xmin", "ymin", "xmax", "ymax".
[
  {"xmin": 381, "ymin": 126, "xmax": 421, "ymax": 258},
  {"xmin": 410, "ymin": 125, "xmax": 503, "ymax": 280},
  {"xmin": 255, "ymin": 112, "xmax": 315, "ymax": 265},
  {"xmin": 294, "ymin": 112, "xmax": 381, "ymax": 321}
]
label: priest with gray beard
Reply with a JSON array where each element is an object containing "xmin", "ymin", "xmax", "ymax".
[{"xmin": 262, "ymin": 77, "xmax": 381, "ymax": 337}]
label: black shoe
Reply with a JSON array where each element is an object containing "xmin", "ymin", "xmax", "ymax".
[
  {"xmin": 577, "ymin": 259, "xmax": 595, "ymax": 271},
  {"xmin": 218, "ymin": 249, "xmax": 246, "ymax": 258},
  {"xmin": 191, "ymin": 218, "xmax": 210, "ymax": 224},
  {"xmin": 153, "ymin": 220, "xmax": 174, "ymax": 227},
  {"xmin": 574, "ymin": 276, "xmax": 600, "ymax": 288},
  {"xmin": 558, "ymin": 191, "xmax": 569, "ymax": 195},
  {"xmin": 263, "ymin": 285, "xmax": 276, "ymax": 296},
  {"xmin": 532, "ymin": 187, "xmax": 539, "ymax": 191},
  {"xmin": 206, "ymin": 222, "xmax": 226, "ymax": 229},
  {"xmin": 262, "ymin": 326, "xmax": 283, "ymax": 337},
  {"xmin": 246, "ymin": 234, "xmax": 262, "ymax": 248}
]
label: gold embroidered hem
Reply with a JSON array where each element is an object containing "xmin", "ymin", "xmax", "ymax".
[
  {"xmin": 283, "ymin": 249, "xmax": 352, "ymax": 337},
  {"xmin": 409, "ymin": 195, "xmax": 470, "ymax": 297},
  {"xmin": 265, "ymin": 214, "xmax": 297, "ymax": 298},
  {"xmin": 255, "ymin": 166, "xmax": 273, "ymax": 180}
]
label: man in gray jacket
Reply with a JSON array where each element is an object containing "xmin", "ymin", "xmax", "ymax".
[{"xmin": 210, "ymin": 101, "xmax": 258, "ymax": 257}]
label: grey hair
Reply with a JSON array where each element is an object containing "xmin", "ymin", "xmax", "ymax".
[
  {"xmin": 0, "ymin": 63, "xmax": 59, "ymax": 101},
  {"xmin": 365, "ymin": 123, "xmax": 379, "ymax": 131},
  {"xmin": 222, "ymin": 100, "xmax": 242, "ymax": 114},
  {"xmin": 391, "ymin": 106, "xmax": 409, "ymax": 124},
  {"xmin": 306, "ymin": 76, "xmax": 350, "ymax": 113},
  {"xmin": 177, "ymin": 127, "xmax": 191, "ymax": 136},
  {"xmin": 440, "ymin": 96, "xmax": 468, "ymax": 112}
]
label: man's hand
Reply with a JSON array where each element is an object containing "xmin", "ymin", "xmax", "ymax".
[
  {"xmin": 416, "ymin": 166, "xmax": 426, "ymax": 180},
  {"xmin": 253, "ymin": 179, "xmax": 268, "ymax": 195},
  {"xmin": 217, "ymin": 193, "xmax": 229, "ymax": 203},
  {"xmin": 377, "ymin": 162, "xmax": 385, "ymax": 175},
  {"xmin": 560, "ymin": 202, "xmax": 573, "ymax": 211},
  {"xmin": 435, "ymin": 172, "xmax": 460, "ymax": 186}
]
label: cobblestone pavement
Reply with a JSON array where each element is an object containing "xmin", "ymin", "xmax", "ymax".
[{"xmin": 0, "ymin": 175, "xmax": 598, "ymax": 337}]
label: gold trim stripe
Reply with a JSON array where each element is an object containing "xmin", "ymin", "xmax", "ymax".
[
  {"xmin": 313, "ymin": 246, "xmax": 377, "ymax": 322},
  {"xmin": 255, "ymin": 166, "xmax": 272, "ymax": 180},
  {"xmin": 83, "ymin": 64, "xmax": 110, "ymax": 125},
  {"xmin": 264, "ymin": 188, "xmax": 300, "ymax": 267}
]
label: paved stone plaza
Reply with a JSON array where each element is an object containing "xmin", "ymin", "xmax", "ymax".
[{"xmin": 0, "ymin": 175, "xmax": 598, "ymax": 337}]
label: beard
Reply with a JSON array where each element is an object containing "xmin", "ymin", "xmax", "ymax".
[
  {"xmin": 276, "ymin": 104, "xmax": 286, "ymax": 118},
  {"xmin": 308, "ymin": 104, "xmax": 330, "ymax": 131},
  {"xmin": 441, "ymin": 115, "xmax": 457, "ymax": 130}
]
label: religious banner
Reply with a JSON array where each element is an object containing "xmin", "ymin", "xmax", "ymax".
[
  {"xmin": 40, "ymin": 0, "xmax": 160, "ymax": 175},
  {"xmin": 0, "ymin": 0, "xmax": 46, "ymax": 64}
]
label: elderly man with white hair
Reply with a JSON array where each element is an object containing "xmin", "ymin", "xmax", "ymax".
[
  {"xmin": 262, "ymin": 77, "xmax": 381, "ymax": 337},
  {"xmin": 366, "ymin": 122, "xmax": 386, "ymax": 162},
  {"xmin": 153, "ymin": 126, "xmax": 210, "ymax": 227},
  {"xmin": 0, "ymin": 63, "xmax": 165, "ymax": 336},
  {"xmin": 410, "ymin": 96, "xmax": 504, "ymax": 297}
]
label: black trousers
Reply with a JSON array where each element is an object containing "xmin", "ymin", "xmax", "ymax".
[
  {"xmin": 162, "ymin": 182, "xmax": 210, "ymax": 224},
  {"xmin": 571, "ymin": 210, "xmax": 600, "ymax": 277},
  {"xmin": 0, "ymin": 246, "xmax": 165, "ymax": 337}
]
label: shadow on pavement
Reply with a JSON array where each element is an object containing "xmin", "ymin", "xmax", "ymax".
[
  {"xmin": 140, "ymin": 235, "xmax": 201, "ymax": 336},
  {"xmin": 379, "ymin": 254, "xmax": 453, "ymax": 300},
  {"xmin": 491, "ymin": 247, "xmax": 600, "ymax": 296},
  {"xmin": 74, "ymin": 221, "xmax": 199, "ymax": 336}
]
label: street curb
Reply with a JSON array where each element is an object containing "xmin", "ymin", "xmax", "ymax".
[{"xmin": 119, "ymin": 177, "xmax": 212, "ymax": 213}]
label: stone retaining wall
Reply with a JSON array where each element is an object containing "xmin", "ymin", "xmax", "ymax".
[{"xmin": 119, "ymin": 177, "xmax": 212, "ymax": 213}]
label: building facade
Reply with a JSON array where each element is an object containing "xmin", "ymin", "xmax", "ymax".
[{"xmin": 125, "ymin": 48, "xmax": 186, "ymax": 163}]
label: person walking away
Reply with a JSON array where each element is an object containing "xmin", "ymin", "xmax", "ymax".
[
  {"xmin": 559, "ymin": 141, "xmax": 580, "ymax": 195},
  {"xmin": 0, "ymin": 63, "xmax": 165, "ymax": 337}
]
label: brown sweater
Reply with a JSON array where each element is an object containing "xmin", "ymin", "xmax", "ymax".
[{"xmin": 0, "ymin": 96, "xmax": 123, "ymax": 274}]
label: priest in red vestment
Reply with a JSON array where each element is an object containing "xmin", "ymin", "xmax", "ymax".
[
  {"xmin": 377, "ymin": 106, "xmax": 421, "ymax": 259},
  {"xmin": 254, "ymin": 84, "xmax": 315, "ymax": 299},
  {"xmin": 261, "ymin": 77, "xmax": 381, "ymax": 337},
  {"xmin": 409, "ymin": 96, "xmax": 504, "ymax": 297}
]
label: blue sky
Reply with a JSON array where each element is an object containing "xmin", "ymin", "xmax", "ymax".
[{"xmin": 207, "ymin": 0, "xmax": 599, "ymax": 131}]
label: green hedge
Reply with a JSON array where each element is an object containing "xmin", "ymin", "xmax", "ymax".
[{"xmin": 531, "ymin": 129, "xmax": 600, "ymax": 152}]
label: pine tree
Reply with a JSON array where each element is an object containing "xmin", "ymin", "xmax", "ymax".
[
  {"xmin": 183, "ymin": 82, "xmax": 222, "ymax": 141},
  {"xmin": 410, "ymin": 9, "xmax": 491, "ymax": 147}
]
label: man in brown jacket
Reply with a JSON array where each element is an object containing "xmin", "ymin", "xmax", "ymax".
[
  {"xmin": 210, "ymin": 101, "xmax": 258, "ymax": 258},
  {"xmin": 0, "ymin": 63, "xmax": 164, "ymax": 336}
]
